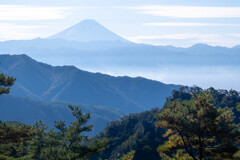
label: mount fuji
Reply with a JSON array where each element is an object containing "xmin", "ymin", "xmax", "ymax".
[
  {"xmin": 0, "ymin": 19, "xmax": 134, "ymax": 53},
  {"xmin": 48, "ymin": 19, "xmax": 129, "ymax": 42},
  {"xmin": 0, "ymin": 19, "xmax": 239, "ymax": 77}
]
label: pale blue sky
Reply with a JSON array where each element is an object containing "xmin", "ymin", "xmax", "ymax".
[{"xmin": 1, "ymin": 0, "xmax": 240, "ymax": 47}]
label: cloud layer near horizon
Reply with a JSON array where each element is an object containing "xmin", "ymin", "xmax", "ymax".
[
  {"xmin": 135, "ymin": 5, "xmax": 240, "ymax": 18},
  {"xmin": 0, "ymin": 5, "xmax": 71, "ymax": 20}
]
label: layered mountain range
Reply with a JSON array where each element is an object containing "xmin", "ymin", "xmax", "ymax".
[
  {"xmin": 0, "ymin": 54, "xmax": 180, "ymax": 136},
  {"xmin": 0, "ymin": 54, "xmax": 179, "ymax": 113},
  {"xmin": 0, "ymin": 19, "xmax": 239, "ymax": 68},
  {"xmin": 0, "ymin": 19, "xmax": 239, "ymax": 136}
]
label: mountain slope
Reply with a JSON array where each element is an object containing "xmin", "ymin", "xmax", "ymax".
[
  {"xmin": 48, "ymin": 19, "xmax": 129, "ymax": 42},
  {"xmin": 91, "ymin": 109, "xmax": 164, "ymax": 160},
  {"xmin": 0, "ymin": 95, "xmax": 125, "ymax": 137},
  {"xmin": 0, "ymin": 54, "xmax": 180, "ymax": 113},
  {"xmin": 91, "ymin": 87, "xmax": 240, "ymax": 160}
]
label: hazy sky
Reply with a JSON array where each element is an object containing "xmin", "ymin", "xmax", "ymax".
[{"xmin": 1, "ymin": 0, "xmax": 240, "ymax": 47}]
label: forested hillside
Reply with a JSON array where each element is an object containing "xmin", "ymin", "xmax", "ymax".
[
  {"xmin": 91, "ymin": 109, "xmax": 163, "ymax": 160},
  {"xmin": 91, "ymin": 87, "xmax": 240, "ymax": 160}
]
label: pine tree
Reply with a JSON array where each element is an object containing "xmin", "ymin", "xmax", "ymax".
[
  {"xmin": 29, "ymin": 121, "xmax": 48, "ymax": 160},
  {"xmin": 0, "ymin": 72, "xmax": 15, "ymax": 95},
  {"xmin": 56, "ymin": 105, "xmax": 108, "ymax": 160},
  {"xmin": 0, "ymin": 67, "xmax": 32, "ymax": 159},
  {"xmin": 30, "ymin": 105, "xmax": 108, "ymax": 160},
  {"xmin": 0, "ymin": 122, "xmax": 34, "ymax": 159},
  {"xmin": 156, "ymin": 92, "xmax": 240, "ymax": 160}
]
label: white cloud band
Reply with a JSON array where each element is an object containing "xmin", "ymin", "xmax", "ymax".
[
  {"xmin": 0, "ymin": 5, "xmax": 71, "ymax": 20},
  {"xmin": 0, "ymin": 23, "xmax": 46, "ymax": 41},
  {"xmin": 134, "ymin": 5, "xmax": 240, "ymax": 18},
  {"xmin": 127, "ymin": 34, "xmax": 240, "ymax": 47},
  {"xmin": 144, "ymin": 22, "xmax": 240, "ymax": 27}
]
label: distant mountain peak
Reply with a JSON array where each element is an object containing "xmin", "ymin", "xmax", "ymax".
[
  {"xmin": 79, "ymin": 19, "xmax": 100, "ymax": 24},
  {"xmin": 69, "ymin": 19, "xmax": 103, "ymax": 30},
  {"xmin": 48, "ymin": 19, "xmax": 129, "ymax": 42}
]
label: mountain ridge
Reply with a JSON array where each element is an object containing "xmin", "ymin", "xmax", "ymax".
[{"xmin": 0, "ymin": 54, "xmax": 180, "ymax": 113}]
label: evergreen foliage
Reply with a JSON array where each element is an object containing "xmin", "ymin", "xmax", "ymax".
[
  {"xmin": 29, "ymin": 105, "xmax": 108, "ymax": 160},
  {"xmin": 91, "ymin": 109, "xmax": 164, "ymax": 160},
  {"xmin": 0, "ymin": 121, "xmax": 34, "ymax": 159},
  {"xmin": 0, "ymin": 106, "xmax": 108, "ymax": 160},
  {"xmin": 92, "ymin": 87, "xmax": 240, "ymax": 160},
  {"xmin": 168, "ymin": 86, "xmax": 240, "ymax": 123},
  {"xmin": 156, "ymin": 91, "xmax": 240, "ymax": 160},
  {"xmin": 0, "ymin": 73, "xmax": 15, "ymax": 95}
]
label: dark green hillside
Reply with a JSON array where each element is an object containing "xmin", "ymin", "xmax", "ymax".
[
  {"xmin": 167, "ymin": 87, "xmax": 240, "ymax": 123},
  {"xmin": 0, "ymin": 54, "xmax": 180, "ymax": 113},
  {"xmin": 92, "ymin": 87, "xmax": 240, "ymax": 160},
  {"xmin": 91, "ymin": 109, "xmax": 164, "ymax": 160},
  {"xmin": 156, "ymin": 88, "xmax": 240, "ymax": 160}
]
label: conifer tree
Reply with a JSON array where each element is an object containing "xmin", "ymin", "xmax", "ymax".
[
  {"xmin": 55, "ymin": 105, "xmax": 108, "ymax": 160},
  {"xmin": 0, "ymin": 122, "xmax": 34, "ymax": 159},
  {"xmin": 0, "ymin": 72, "xmax": 15, "ymax": 95},
  {"xmin": 0, "ymin": 68, "xmax": 33, "ymax": 159},
  {"xmin": 30, "ymin": 105, "xmax": 108, "ymax": 160},
  {"xmin": 156, "ymin": 92, "xmax": 240, "ymax": 160},
  {"xmin": 30, "ymin": 121, "xmax": 48, "ymax": 159}
]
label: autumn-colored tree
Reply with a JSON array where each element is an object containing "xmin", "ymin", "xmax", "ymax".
[
  {"xmin": 156, "ymin": 92, "xmax": 240, "ymax": 160},
  {"xmin": 237, "ymin": 103, "xmax": 240, "ymax": 112},
  {"xmin": 116, "ymin": 150, "xmax": 135, "ymax": 160}
]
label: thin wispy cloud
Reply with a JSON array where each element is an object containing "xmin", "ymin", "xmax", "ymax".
[
  {"xmin": 134, "ymin": 5, "xmax": 240, "ymax": 18},
  {"xmin": 127, "ymin": 34, "xmax": 240, "ymax": 47},
  {"xmin": 144, "ymin": 22, "xmax": 240, "ymax": 27},
  {"xmin": 0, "ymin": 23, "xmax": 46, "ymax": 41},
  {"xmin": 0, "ymin": 5, "xmax": 72, "ymax": 20},
  {"xmin": 127, "ymin": 34, "xmax": 220, "ymax": 40},
  {"xmin": 230, "ymin": 34, "xmax": 240, "ymax": 38}
]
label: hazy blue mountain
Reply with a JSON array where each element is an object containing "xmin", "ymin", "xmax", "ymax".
[
  {"xmin": 0, "ymin": 54, "xmax": 180, "ymax": 113},
  {"xmin": 0, "ymin": 20, "xmax": 134, "ymax": 52},
  {"xmin": 156, "ymin": 43, "xmax": 240, "ymax": 55},
  {"xmin": 0, "ymin": 19, "xmax": 239, "ymax": 91},
  {"xmin": 0, "ymin": 94, "xmax": 125, "ymax": 137},
  {"xmin": 0, "ymin": 41, "xmax": 239, "ymax": 69},
  {"xmin": 0, "ymin": 38, "xmax": 134, "ymax": 52},
  {"xmin": 233, "ymin": 45, "xmax": 240, "ymax": 49},
  {"xmin": 0, "ymin": 19, "xmax": 239, "ymax": 68},
  {"xmin": 49, "ymin": 19, "xmax": 129, "ymax": 42}
]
